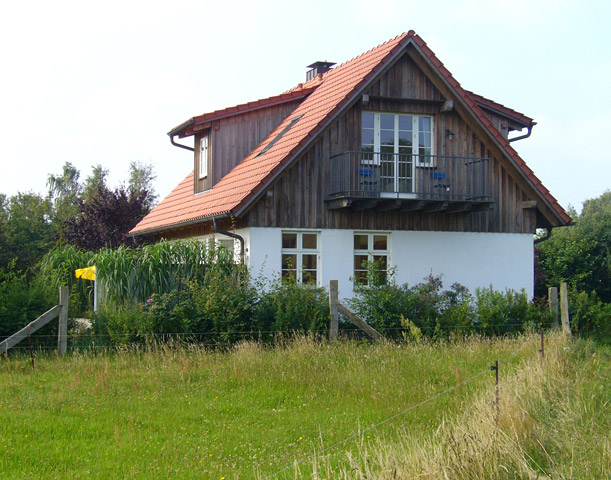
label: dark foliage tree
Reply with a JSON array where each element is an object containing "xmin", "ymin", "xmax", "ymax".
[{"xmin": 62, "ymin": 184, "xmax": 150, "ymax": 251}]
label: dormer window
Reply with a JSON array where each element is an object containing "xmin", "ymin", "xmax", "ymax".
[{"xmin": 199, "ymin": 136, "xmax": 209, "ymax": 179}]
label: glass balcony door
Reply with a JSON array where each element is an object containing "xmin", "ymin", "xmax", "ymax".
[{"xmin": 362, "ymin": 112, "xmax": 433, "ymax": 194}]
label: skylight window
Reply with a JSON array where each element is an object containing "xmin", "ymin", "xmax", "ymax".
[{"xmin": 257, "ymin": 115, "xmax": 303, "ymax": 157}]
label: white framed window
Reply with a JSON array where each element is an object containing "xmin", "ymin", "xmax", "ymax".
[
  {"xmin": 281, "ymin": 231, "xmax": 319, "ymax": 285},
  {"xmin": 353, "ymin": 232, "xmax": 389, "ymax": 286},
  {"xmin": 199, "ymin": 136, "xmax": 209, "ymax": 179},
  {"xmin": 362, "ymin": 112, "xmax": 433, "ymax": 166}
]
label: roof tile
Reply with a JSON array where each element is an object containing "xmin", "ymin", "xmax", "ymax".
[{"xmin": 132, "ymin": 31, "xmax": 569, "ymax": 235}]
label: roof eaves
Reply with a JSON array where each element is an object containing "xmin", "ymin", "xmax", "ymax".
[
  {"xmin": 177, "ymin": 87, "xmax": 318, "ymax": 138},
  {"xmin": 466, "ymin": 90, "xmax": 533, "ymax": 128},
  {"xmin": 409, "ymin": 37, "xmax": 570, "ymax": 225},
  {"xmin": 129, "ymin": 211, "xmax": 232, "ymax": 237}
]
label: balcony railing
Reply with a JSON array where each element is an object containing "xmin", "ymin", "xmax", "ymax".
[{"xmin": 328, "ymin": 152, "xmax": 491, "ymax": 203}]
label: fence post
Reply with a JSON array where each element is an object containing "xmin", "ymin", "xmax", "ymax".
[
  {"xmin": 548, "ymin": 286, "xmax": 559, "ymax": 330},
  {"xmin": 559, "ymin": 282, "xmax": 571, "ymax": 335},
  {"xmin": 58, "ymin": 286, "xmax": 69, "ymax": 355},
  {"xmin": 328, "ymin": 280, "xmax": 339, "ymax": 342}
]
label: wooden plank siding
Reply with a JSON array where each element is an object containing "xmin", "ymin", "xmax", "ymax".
[
  {"xmin": 244, "ymin": 51, "xmax": 538, "ymax": 234},
  {"xmin": 194, "ymin": 100, "xmax": 302, "ymax": 193}
]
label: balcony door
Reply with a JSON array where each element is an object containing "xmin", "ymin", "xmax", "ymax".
[{"xmin": 362, "ymin": 112, "xmax": 433, "ymax": 195}]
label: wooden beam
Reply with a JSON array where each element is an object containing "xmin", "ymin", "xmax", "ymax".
[
  {"xmin": 446, "ymin": 202, "xmax": 473, "ymax": 213},
  {"xmin": 424, "ymin": 201, "xmax": 449, "ymax": 212},
  {"xmin": 440, "ymin": 99, "xmax": 454, "ymax": 112},
  {"xmin": 0, "ymin": 306, "xmax": 62, "ymax": 354},
  {"xmin": 337, "ymin": 304, "xmax": 384, "ymax": 340},
  {"xmin": 470, "ymin": 202, "xmax": 495, "ymax": 213},
  {"xmin": 548, "ymin": 287, "xmax": 559, "ymax": 330},
  {"xmin": 521, "ymin": 200, "xmax": 537, "ymax": 209},
  {"xmin": 58, "ymin": 286, "xmax": 69, "ymax": 355},
  {"xmin": 328, "ymin": 280, "xmax": 339, "ymax": 342},
  {"xmin": 376, "ymin": 199, "xmax": 402, "ymax": 211},
  {"xmin": 400, "ymin": 200, "xmax": 425, "ymax": 212},
  {"xmin": 368, "ymin": 95, "xmax": 444, "ymax": 105},
  {"xmin": 326, "ymin": 198, "xmax": 352, "ymax": 210},
  {"xmin": 560, "ymin": 282, "xmax": 572, "ymax": 335},
  {"xmin": 353, "ymin": 199, "xmax": 378, "ymax": 210}
]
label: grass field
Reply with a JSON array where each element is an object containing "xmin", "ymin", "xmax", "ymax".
[{"xmin": 0, "ymin": 333, "xmax": 608, "ymax": 479}]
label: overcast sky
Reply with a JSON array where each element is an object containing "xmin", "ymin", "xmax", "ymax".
[{"xmin": 1, "ymin": 0, "xmax": 609, "ymax": 214}]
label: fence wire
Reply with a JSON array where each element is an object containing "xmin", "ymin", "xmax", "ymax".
[{"xmin": 262, "ymin": 369, "xmax": 490, "ymax": 479}]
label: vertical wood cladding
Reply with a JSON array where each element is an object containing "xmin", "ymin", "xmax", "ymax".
[
  {"xmin": 245, "ymin": 52, "xmax": 537, "ymax": 234},
  {"xmin": 194, "ymin": 100, "xmax": 302, "ymax": 193}
]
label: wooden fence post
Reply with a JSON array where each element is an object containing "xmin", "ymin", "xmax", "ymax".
[
  {"xmin": 328, "ymin": 280, "xmax": 339, "ymax": 342},
  {"xmin": 58, "ymin": 286, "xmax": 69, "ymax": 355},
  {"xmin": 548, "ymin": 286, "xmax": 559, "ymax": 330},
  {"xmin": 559, "ymin": 282, "xmax": 571, "ymax": 335}
]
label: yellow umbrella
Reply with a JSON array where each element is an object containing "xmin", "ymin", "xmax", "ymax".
[{"xmin": 75, "ymin": 266, "xmax": 96, "ymax": 281}]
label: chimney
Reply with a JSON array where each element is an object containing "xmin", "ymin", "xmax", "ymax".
[{"xmin": 306, "ymin": 61, "xmax": 336, "ymax": 81}]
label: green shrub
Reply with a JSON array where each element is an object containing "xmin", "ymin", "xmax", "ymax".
[
  {"xmin": 91, "ymin": 303, "xmax": 150, "ymax": 345},
  {"xmin": 253, "ymin": 279, "xmax": 329, "ymax": 335},
  {"xmin": 350, "ymin": 272, "xmax": 550, "ymax": 338},
  {"xmin": 569, "ymin": 290, "xmax": 611, "ymax": 343},
  {"xmin": 0, "ymin": 262, "xmax": 55, "ymax": 342}
]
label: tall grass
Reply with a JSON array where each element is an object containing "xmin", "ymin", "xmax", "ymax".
[
  {"xmin": 319, "ymin": 332, "xmax": 610, "ymax": 479},
  {"xmin": 0, "ymin": 334, "xmax": 542, "ymax": 479},
  {"xmin": 39, "ymin": 240, "xmax": 238, "ymax": 312}
]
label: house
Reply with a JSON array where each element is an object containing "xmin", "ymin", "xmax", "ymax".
[{"xmin": 129, "ymin": 30, "xmax": 571, "ymax": 300}]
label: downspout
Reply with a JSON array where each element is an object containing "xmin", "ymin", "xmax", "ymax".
[
  {"xmin": 213, "ymin": 217, "xmax": 245, "ymax": 264},
  {"xmin": 534, "ymin": 222, "xmax": 575, "ymax": 245},
  {"xmin": 509, "ymin": 121, "xmax": 537, "ymax": 143},
  {"xmin": 168, "ymin": 119, "xmax": 195, "ymax": 151},
  {"xmin": 169, "ymin": 133, "xmax": 194, "ymax": 152},
  {"xmin": 534, "ymin": 227, "xmax": 552, "ymax": 245}
]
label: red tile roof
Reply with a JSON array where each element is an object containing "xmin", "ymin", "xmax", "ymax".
[
  {"xmin": 407, "ymin": 35, "xmax": 570, "ymax": 225},
  {"xmin": 173, "ymin": 86, "xmax": 318, "ymax": 138},
  {"xmin": 465, "ymin": 90, "xmax": 533, "ymax": 128},
  {"xmin": 131, "ymin": 31, "xmax": 569, "ymax": 235}
]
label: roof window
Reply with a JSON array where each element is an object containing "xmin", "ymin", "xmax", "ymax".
[{"xmin": 257, "ymin": 115, "xmax": 303, "ymax": 157}]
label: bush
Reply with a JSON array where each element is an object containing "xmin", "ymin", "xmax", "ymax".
[
  {"xmin": 350, "ymin": 272, "xmax": 550, "ymax": 338},
  {"xmin": 569, "ymin": 290, "xmax": 611, "ymax": 343},
  {"xmin": 0, "ymin": 262, "xmax": 55, "ymax": 342},
  {"xmin": 91, "ymin": 303, "xmax": 151, "ymax": 345},
  {"xmin": 253, "ymin": 280, "xmax": 329, "ymax": 334}
]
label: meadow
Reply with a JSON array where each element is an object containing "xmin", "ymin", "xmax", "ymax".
[{"xmin": 0, "ymin": 333, "xmax": 608, "ymax": 479}]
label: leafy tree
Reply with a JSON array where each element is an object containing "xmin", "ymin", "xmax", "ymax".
[
  {"xmin": 0, "ymin": 192, "xmax": 54, "ymax": 272},
  {"xmin": 47, "ymin": 162, "xmax": 82, "ymax": 243},
  {"xmin": 82, "ymin": 164, "xmax": 109, "ymax": 203},
  {"xmin": 536, "ymin": 190, "xmax": 611, "ymax": 301},
  {"xmin": 128, "ymin": 160, "xmax": 157, "ymax": 210}
]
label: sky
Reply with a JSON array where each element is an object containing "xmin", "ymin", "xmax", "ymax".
[{"xmin": 1, "ymin": 0, "xmax": 609, "ymax": 214}]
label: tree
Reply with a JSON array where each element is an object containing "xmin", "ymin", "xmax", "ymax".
[
  {"xmin": 62, "ymin": 184, "xmax": 150, "ymax": 250},
  {"xmin": 128, "ymin": 160, "xmax": 157, "ymax": 210},
  {"xmin": 82, "ymin": 164, "xmax": 109, "ymax": 203},
  {"xmin": 0, "ymin": 192, "xmax": 54, "ymax": 272},
  {"xmin": 47, "ymin": 162, "xmax": 82, "ymax": 243},
  {"xmin": 536, "ymin": 190, "xmax": 611, "ymax": 301}
]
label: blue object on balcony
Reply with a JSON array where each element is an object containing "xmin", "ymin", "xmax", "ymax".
[
  {"xmin": 431, "ymin": 171, "xmax": 446, "ymax": 179},
  {"xmin": 359, "ymin": 168, "xmax": 374, "ymax": 176}
]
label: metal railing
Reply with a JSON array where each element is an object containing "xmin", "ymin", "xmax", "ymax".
[{"xmin": 329, "ymin": 152, "xmax": 491, "ymax": 202}]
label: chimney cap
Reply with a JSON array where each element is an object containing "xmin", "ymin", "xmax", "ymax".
[{"xmin": 306, "ymin": 61, "xmax": 336, "ymax": 70}]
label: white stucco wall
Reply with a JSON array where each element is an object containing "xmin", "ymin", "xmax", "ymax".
[{"xmin": 233, "ymin": 227, "xmax": 534, "ymax": 301}]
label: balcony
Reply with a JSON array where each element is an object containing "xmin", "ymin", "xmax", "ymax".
[{"xmin": 327, "ymin": 152, "xmax": 493, "ymax": 212}]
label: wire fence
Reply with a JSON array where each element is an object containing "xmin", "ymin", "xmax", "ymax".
[
  {"xmin": 1, "ymin": 316, "xmax": 549, "ymax": 478},
  {"xmin": 1, "ymin": 321, "xmax": 555, "ymax": 352},
  {"xmin": 262, "ymin": 369, "xmax": 490, "ymax": 479}
]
